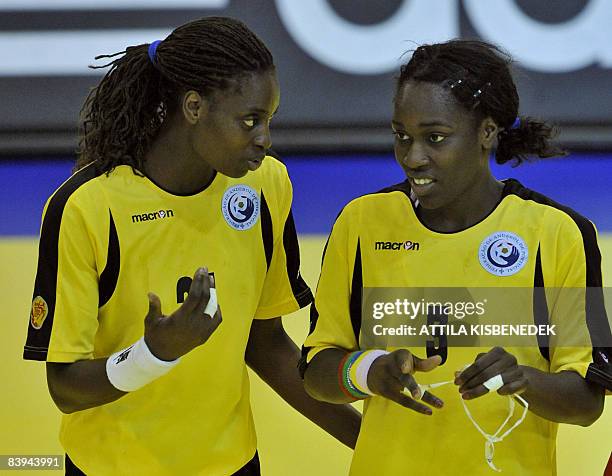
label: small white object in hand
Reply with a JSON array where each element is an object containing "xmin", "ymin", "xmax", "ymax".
[
  {"xmin": 483, "ymin": 374, "xmax": 504, "ymax": 392},
  {"xmin": 203, "ymin": 288, "xmax": 217, "ymax": 318}
]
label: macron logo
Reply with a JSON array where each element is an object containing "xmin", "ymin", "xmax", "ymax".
[
  {"xmin": 132, "ymin": 209, "xmax": 174, "ymax": 223},
  {"xmin": 374, "ymin": 240, "xmax": 420, "ymax": 251}
]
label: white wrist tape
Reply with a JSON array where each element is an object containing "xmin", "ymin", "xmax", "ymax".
[
  {"xmin": 106, "ymin": 337, "xmax": 180, "ymax": 392},
  {"xmin": 483, "ymin": 374, "xmax": 504, "ymax": 392},
  {"xmin": 354, "ymin": 350, "xmax": 390, "ymax": 395},
  {"xmin": 203, "ymin": 288, "xmax": 217, "ymax": 318}
]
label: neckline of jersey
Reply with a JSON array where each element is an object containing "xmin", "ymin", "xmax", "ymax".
[
  {"xmin": 144, "ymin": 170, "xmax": 219, "ymax": 197},
  {"xmin": 407, "ymin": 179, "xmax": 517, "ymax": 236}
]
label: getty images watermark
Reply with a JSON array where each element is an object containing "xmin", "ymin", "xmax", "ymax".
[{"xmin": 361, "ymin": 288, "xmax": 612, "ymax": 349}]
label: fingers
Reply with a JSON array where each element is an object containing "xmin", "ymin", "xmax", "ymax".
[
  {"xmin": 459, "ymin": 361, "xmax": 507, "ymax": 399},
  {"xmin": 398, "ymin": 372, "xmax": 421, "ymax": 400},
  {"xmin": 199, "ymin": 273, "xmax": 214, "ymax": 317},
  {"xmin": 393, "ymin": 349, "xmax": 415, "ymax": 375},
  {"xmin": 377, "ymin": 378, "xmax": 433, "ymax": 415},
  {"xmin": 181, "ymin": 267, "xmax": 211, "ymax": 315},
  {"xmin": 389, "ymin": 390, "xmax": 435, "ymax": 415},
  {"xmin": 145, "ymin": 292, "xmax": 162, "ymax": 322},
  {"xmin": 497, "ymin": 368, "xmax": 528, "ymax": 396},
  {"xmin": 455, "ymin": 347, "xmax": 524, "ymax": 399},
  {"xmin": 371, "ymin": 350, "xmax": 443, "ymax": 413},
  {"xmin": 393, "ymin": 350, "xmax": 442, "ymax": 376},
  {"xmin": 413, "ymin": 354, "xmax": 443, "ymax": 373},
  {"xmin": 455, "ymin": 348, "xmax": 501, "ymax": 387},
  {"xmin": 421, "ymin": 390, "xmax": 444, "ymax": 409},
  {"xmin": 207, "ymin": 304, "xmax": 223, "ymax": 333},
  {"xmin": 202, "ymin": 287, "xmax": 217, "ymax": 319}
]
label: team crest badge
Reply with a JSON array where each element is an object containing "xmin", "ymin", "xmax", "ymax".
[
  {"xmin": 478, "ymin": 231, "xmax": 528, "ymax": 276},
  {"xmin": 221, "ymin": 185, "xmax": 260, "ymax": 230},
  {"xmin": 30, "ymin": 295, "xmax": 49, "ymax": 329}
]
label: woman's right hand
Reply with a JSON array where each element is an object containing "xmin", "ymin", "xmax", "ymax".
[
  {"xmin": 144, "ymin": 267, "xmax": 222, "ymax": 361},
  {"xmin": 367, "ymin": 349, "xmax": 444, "ymax": 415}
]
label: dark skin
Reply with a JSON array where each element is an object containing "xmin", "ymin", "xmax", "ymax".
[
  {"xmin": 391, "ymin": 81, "xmax": 504, "ymax": 232},
  {"xmin": 47, "ymin": 69, "xmax": 361, "ymax": 448},
  {"xmin": 246, "ymin": 318, "xmax": 361, "ymax": 448},
  {"xmin": 393, "ymin": 80, "xmax": 603, "ymax": 425},
  {"xmin": 306, "ymin": 80, "xmax": 604, "ymax": 426},
  {"xmin": 305, "ymin": 348, "xmax": 444, "ymax": 415},
  {"xmin": 145, "ymin": 69, "xmax": 279, "ymax": 194},
  {"xmin": 47, "ymin": 267, "xmax": 221, "ymax": 412}
]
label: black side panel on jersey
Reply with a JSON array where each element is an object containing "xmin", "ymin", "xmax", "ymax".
[
  {"xmin": 350, "ymin": 239, "xmax": 363, "ymax": 346},
  {"xmin": 298, "ymin": 234, "xmax": 332, "ymax": 379},
  {"xmin": 297, "ymin": 237, "xmax": 363, "ymax": 379},
  {"xmin": 282, "ymin": 209, "xmax": 313, "ymax": 307},
  {"xmin": 505, "ymin": 179, "xmax": 612, "ymax": 389},
  {"xmin": 23, "ymin": 164, "xmax": 102, "ymax": 361},
  {"xmin": 298, "ymin": 182, "xmax": 412, "ymax": 377},
  {"xmin": 299, "ymin": 303, "xmax": 319, "ymax": 378},
  {"xmin": 99, "ymin": 210, "xmax": 120, "ymax": 308},
  {"xmin": 533, "ymin": 245, "xmax": 550, "ymax": 361},
  {"xmin": 260, "ymin": 192, "xmax": 273, "ymax": 270}
]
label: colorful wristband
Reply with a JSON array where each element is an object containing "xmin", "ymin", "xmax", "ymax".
[
  {"xmin": 350, "ymin": 349, "xmax": 390, "ymax": 395},
  {"xmin": 338, "ymin": 350, "xmax": 389, "ymax": 399}
]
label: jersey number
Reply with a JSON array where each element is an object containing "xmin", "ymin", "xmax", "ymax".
[
  {"xmin": 176, "ymin": 273, "xmax": 215, "ymax": 304},
  {"xmin": 426, "ymin": 306, "xmax": 448, "ymax": 365}
]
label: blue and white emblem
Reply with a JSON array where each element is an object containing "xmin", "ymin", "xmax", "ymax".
[
  {"xmin": 478, "ymin": 231, "xmax": 528, "ymax": 276},
  {"xmin": 221, "ymin": 185, "xmax": 260, "ymax": 230}
]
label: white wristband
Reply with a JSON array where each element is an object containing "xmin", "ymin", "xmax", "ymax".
[
  {"xmin": 354, "ymin": 350, "xmax": 390, "ymax": 395},
  {"xmin": 106, "ymin": 337, "xmax": 180, "ymax": 392},
  {"xmin": 203, "ymin": 288, "xmax": 217, "ymax": 318}
]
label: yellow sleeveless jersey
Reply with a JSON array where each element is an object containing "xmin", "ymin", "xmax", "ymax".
[
  {"xmin": 24, "ymin": 157, "xmax": 312, "ymax": 475},
  {"xmin": 302, "ymin": 179, "xmax": 611, "ymax": 476}
]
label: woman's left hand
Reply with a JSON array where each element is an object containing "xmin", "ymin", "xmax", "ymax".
[{"xmin": 454, "ymin": 347, "xmax": 529, "ymax": 400}]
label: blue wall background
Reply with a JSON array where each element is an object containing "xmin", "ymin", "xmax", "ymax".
[{"xmin": 1, "ymin": 154, "xmax": 611, "ymax": 236}]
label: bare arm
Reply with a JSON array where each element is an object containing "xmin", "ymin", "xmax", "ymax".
[
  {"xmin": 456, "ymin": 347, "xmax": 604, "ymax": 426},
  {"xmin": 518, "ymin": 366, "xmax": 604, "ymax": 426},
  {"xmin": 46, "ymin": 267, "xmax": 221, "ymax": 414},
  {"xmin": 46, "ymin": 360, "xmax": 126, "ymax": 414},
  {"xmin": 245, "ymin": 318, "xmax": 361, "ymax": 448},
  {"xmin": 303, "ymin": 348, "xmax": 356, "ymax": 403}
]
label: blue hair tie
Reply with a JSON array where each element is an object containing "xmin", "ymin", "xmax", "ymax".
[
  {"xmin": 148, "ymin": 40, "xmax": 162, "ymax": 64},
  {"xmin": 511, "ymin": 117, "xmax": 521, "ymax": 129}
]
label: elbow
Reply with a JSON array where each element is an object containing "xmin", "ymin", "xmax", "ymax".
[
  {"xmin": 298, "ymin": 356, "xmax": 320, "ymax": 400},
  {"xmin": 47, "ymin": 386, "xmax": 78, "ymax": 414},
  {"xmin": 569, "ymin": 387, "xmax": 605, "ymax": 427},
  {"xmin": 46, "ymin": 364, "xmax": 79, "ymax": 414},
  {"xmin": 302, "ymin": 367, "xmax": 327, "ymax": 402},
  {"xmin": 576, "ymin": 414, "xmax": 600, "ymax": 427},
  {"xmin": 576, "ymin": 399, "xmax": 604, "ymax": 427},
  {"xmin": 579, "ymin": 381, "xmax": 605, "ymax": 426},
  {"xmin": 302, "ymin": 367, "xmax": 318, "ymax": 400}
]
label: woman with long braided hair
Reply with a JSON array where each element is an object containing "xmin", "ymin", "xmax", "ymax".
[{"xmin": 24, "ymin": 16, "xmax": 360, "ymax": 476}]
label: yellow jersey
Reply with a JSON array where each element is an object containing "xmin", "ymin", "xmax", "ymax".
[
  {"xmin": 25, "ymin": 157, "xmax": 312, "ymax": 475},
  {"xmin": 302, "ymin": 179, "xmax": 611, "ymax": 475}
]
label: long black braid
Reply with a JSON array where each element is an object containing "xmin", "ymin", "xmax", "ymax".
[{"xmin": 76, "ymin": 16, "xmax": 274, "ymax": 173}]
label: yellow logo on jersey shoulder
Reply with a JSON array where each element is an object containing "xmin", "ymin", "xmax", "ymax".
[{"xmin": 30, "ymin": 296, "xmax": 49, "ymax": 329}]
